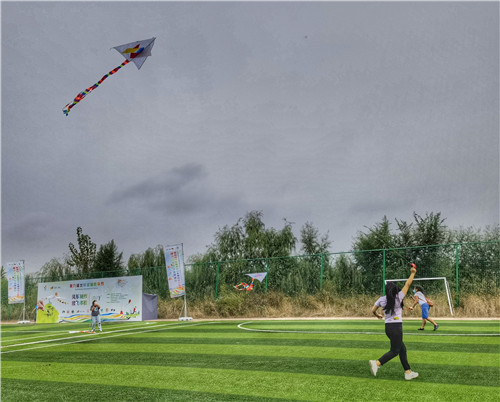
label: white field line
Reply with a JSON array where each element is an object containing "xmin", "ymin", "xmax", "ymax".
[
  {"xmin": 237, "ymin": 322, "xmax": 500, "ymax": 337},
  {"xmin": 0, "ymin": 322, "xmax": 158, "ymax": 344},
  {"xmin": 1, "ymin": 321, "xmax": 220, "ymax": 354}
]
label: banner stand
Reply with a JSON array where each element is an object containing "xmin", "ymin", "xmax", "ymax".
[
  {"xmin": 7, "ymin": 260, "xmax": 30, "ymax": 323},
  {"xmin": 17, "ymin": 302, "xmax": 30, "ymax": 324},
  {"xmin": 164, "ymin": 243, "xmax": 192, "ymax": 321},
  {"xmin": 179, "ymin": 292, "xmax": 192, "ymax": 321},
  {"xmin": 178, "ymin": 244, "xmax": 192, "ymax": 321}
]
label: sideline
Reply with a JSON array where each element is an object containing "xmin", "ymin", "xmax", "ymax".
[
  {"xmin": 1, "ymin": 321, "xmax": 222, "ymax": 354},
  {"xmin": 237, "ymin": 321, "xmax": 500, "ymax": 336}
]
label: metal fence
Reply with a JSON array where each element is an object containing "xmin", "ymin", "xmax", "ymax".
[{"xmin": 3, "ymin": 241, "xmax": 499, "ymax": 320}]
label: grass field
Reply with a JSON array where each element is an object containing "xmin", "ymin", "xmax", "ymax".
[{"xmin": 1, "ymin": 319, "xmax": 499, "ymax": 401}]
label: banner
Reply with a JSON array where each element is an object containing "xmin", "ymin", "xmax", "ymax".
[
  {"xmin": 164, "ymin": 244, "xmax": 186, "ymax": 298},
  {"xmin": 36, "ymin": 275, "xmax": 142, "ymax": 324},
  {"xmin": 7, "ymin": 261, "xmax": 25, "ymax": 304}
]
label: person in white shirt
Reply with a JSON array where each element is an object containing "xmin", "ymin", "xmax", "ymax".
[
  {"xmin": 369, "ymin": 265, "xmax": 419, "ymax": 380},
  {"xmin": 409, "ymin": 286, "xmax": 439, "ymax": 331}
]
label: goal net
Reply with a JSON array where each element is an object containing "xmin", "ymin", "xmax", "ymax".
[{"xmin": 385, "ymin": 277, "xmax": 454, "ymax": 316}]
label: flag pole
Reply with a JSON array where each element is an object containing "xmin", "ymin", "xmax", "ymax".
[
  {"xmin": 179, "ymin": 243, "xmax": 192, "ymax": 321},
  {"xmin": 18, "ymin": 260, "xmax": 30, "ymax": 324}
]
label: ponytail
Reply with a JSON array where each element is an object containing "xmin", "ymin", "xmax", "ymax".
[{"xmin": 384, "ymin": 282, "xmax": 403, "ymax": 315}]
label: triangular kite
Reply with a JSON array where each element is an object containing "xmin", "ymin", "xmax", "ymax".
[
  {"xmin": 245, "ymin": 272, "xmax": 267, "ymax": 282},
  {"xmin": 63, "ymin": 37, "xmax": 156, "ymax": 116}
]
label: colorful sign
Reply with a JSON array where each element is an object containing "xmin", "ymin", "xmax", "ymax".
[
  {"xmin": 164, "ymin": 244, "xmax": 186, "ymax": 298},
  {"xmin": 7, "ymin": 261, "xmax": 25, "ymax": 304},
  {"xmin": 36, "ymin": 275, "xmax": 142, "ymax": 324}
]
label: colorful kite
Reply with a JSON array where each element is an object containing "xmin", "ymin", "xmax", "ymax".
[
  {"xmin": 62, "ymin": 37, "xmax": 156, "ymax": 116},
  {"xmin": 234, "ymin": 272, "xmax": 268, "ymax": 291}
]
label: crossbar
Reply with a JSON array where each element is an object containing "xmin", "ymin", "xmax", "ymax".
[{"xmin": 385, "ymin": 277, "xmax": 454, "ymax": 316}]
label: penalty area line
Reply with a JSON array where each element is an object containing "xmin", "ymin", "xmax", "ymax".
[{"xmin": 237, "ymin": 322, "xmax": 500, "ymax": 336}]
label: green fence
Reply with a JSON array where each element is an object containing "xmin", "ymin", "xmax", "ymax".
[{"xmin": 2, "ymin": 241, "xmax": 499, "ymax": 320}]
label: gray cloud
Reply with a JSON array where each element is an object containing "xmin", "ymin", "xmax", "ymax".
[
  {"xmin": 109, "ymin": 163, "xmax": 207, "ymax": 211},
  {"xmin": 2, "ymin": 1, "xmax": 498, "ymax": 273}
]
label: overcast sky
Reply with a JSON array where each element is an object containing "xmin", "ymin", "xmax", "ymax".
[{"xmin": 2, "ymin": 1, "xmax": 499, "ymax": 274}]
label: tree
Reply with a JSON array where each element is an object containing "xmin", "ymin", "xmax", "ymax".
[
  {"xmin": 352, "ymin": 213, "xmax": 451, "ymax": 292},
  {"xmin": 191, "ymin": 211, "xmax": 297, "ymax": 292},
  {"xmin": 68, "ymin": 227, "xmax": 96, "ymax": 274},
  {"xmin": 332, "ymin": 254, "xmax": 363, "ymax": 294},
  {"xmin": 298, "ymin": 222, "xmax": 332, "ymax": 293},
  {"xmin": 39, "ymin": 258, "xmax": 73, "ymax": 281},
  {"xmin": 128, "ymin": 245, "xmax": 168, "ymax": 297},
  {"xmin": 353, "ymin": 216, "xmax": 394, "ymax": 292},
  {"xmin": 300, "ymin": 222, "xmax": 331, "ymax": 255},
  {"xmin": 449, "ymin": 225, "xmax": 500, "ymax": 294},
  {"xmin": 94, "ymin": 240, "xmax": 124, "ymax": 277},
  {"xmin": 207, "ymin": 211, "xmax": 297, "ymax": 261}
]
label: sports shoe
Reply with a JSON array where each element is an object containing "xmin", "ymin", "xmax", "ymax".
[
  {"xmin": 405, "ymin": 371, "xmax": 419, "ymax": 380},
  {"xmin": 417, "ymin": 328, "xmax": 424, "ymax": 331},
  {"xmin": 369, "ymin": 360, "xmax": 379, "ymax": 377},
  {"xmin": 434, "ymin": 325, "xmax": 439, "ymax": 331}
]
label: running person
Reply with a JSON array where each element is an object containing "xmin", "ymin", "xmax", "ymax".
[
  {"xmin": 90, "ymin": 300, "xmax": 102, "ymax": 332},
  {"xmin": 409, "ymin": 286, "xmax": 439, "ymax": 331},
  {"xmin": 369, "ymin": 264, "xmax": 419, "ymax": 380}
]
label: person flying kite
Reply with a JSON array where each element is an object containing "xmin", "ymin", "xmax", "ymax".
[{"xmin": 62, "ymin": 37, "xmax": 156, "ymax": 116}]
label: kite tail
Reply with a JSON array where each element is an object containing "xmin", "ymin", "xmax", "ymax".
[{"xmin": 63, "ymin": 59, "xmax": 130, "ymax": 116}]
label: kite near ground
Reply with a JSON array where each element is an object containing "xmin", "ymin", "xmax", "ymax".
[
  {"xmin": 234, "ymin": 272, "xmax": 268, "ymax": 291},
  {"xmin": 62, "ymin": 37, "xmax": 156, "ymax": 116},
  {"xmin": 234, "ymin": 278, "xmax": 255, "ymax": 291}
]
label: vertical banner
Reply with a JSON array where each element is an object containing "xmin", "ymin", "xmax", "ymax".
[
  {"xmin": 164, "ymin": 244, "xmax": 186, "ymax": 298},
  {"xmin": 36, "ymin": 275, "xmax": 143, "ymax": 323},
  {"xmin": 7, "ymin": 261, "xmax": 25, "ymax": 304}
]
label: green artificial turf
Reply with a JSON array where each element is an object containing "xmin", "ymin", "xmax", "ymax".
[{"xmin": 1, "ymin": 320, "xmax": 499, "ymax": 401}]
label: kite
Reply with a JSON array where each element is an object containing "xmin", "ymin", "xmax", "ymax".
[
  {"xmin": 62, "ymin": 37, "xmax": 156, "ymax": 116},
  {"xmin": 234, "ymin": 272, "xmax": 268, "ymax": 291}
]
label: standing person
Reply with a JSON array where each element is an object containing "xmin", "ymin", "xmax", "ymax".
[
  {"xmin": 32, "ymin": 300, "xmax": 44, "ymax": 323},
  {"xmin": 409, "ymin": 286, "xmax": 439, "ymax": 331},
  {"xmin": 90, "ymin": 300, "xmax": 102, "ymax": 333},
  {"xmin": 369, "ymin": 264, "xmax": 419, "ymax": 380},
  {"xmin": 32, "ymin": 305, "xmax": 38, "ymax": 323}
]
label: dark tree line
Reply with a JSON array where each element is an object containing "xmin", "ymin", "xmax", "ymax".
[{"xmin": 28, "ymin": 212, "xmax": 499, "ymax": 298}]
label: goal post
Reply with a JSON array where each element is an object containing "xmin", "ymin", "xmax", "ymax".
[{"xmin": 385, "ymin": 277, "xmax": 454, "ymax": 316}]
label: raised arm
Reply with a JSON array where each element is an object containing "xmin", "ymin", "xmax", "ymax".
[{"xmin": 401, "ymin": 264, "xmax": 417, "ymax": 296}]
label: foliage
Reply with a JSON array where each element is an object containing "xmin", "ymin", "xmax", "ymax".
[
  {"xmin": 205, "ymin": 211, "xmax": 297, "ymax": 261},
  {"xmin": 38, "ymin": 258, "xmax": 73, "ymax": 282},
  {"xmin": 127, "ymin": 245, "xmax": 168, "ymax": 297},
  {"xmin": 94, "ymin": 240, "xmax": 124, "ymax": 277},
  {"xmin": 331, "ymin": 254, "xmax": 363, "ymax": 294},
  {"xmin": 449, "ymin": 225, "xmax": 500, "ymax": 295},
  {"xmin": 352, "ymin": 213, "xmax": 450, "ymax": 292},
  {"xmin": 67, "ymin": 227, "xmax": 97, "ymax": 274}
]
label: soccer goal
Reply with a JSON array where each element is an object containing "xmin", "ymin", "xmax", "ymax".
[{"xmin": 385, "ymin": 277, "xmax": 454, "ymax": 316}]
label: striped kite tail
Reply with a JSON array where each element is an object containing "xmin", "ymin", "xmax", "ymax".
[{"xmin": 62, "ymin": 59, "xmax": 130, "ymax": 116}]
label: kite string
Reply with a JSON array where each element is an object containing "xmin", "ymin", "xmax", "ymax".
[{"xmin": 63, "ymin": 59, "xmax": 131, "ymax": 116}]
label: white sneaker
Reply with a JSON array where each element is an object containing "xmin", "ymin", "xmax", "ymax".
[
  {"xmin": 369, "ymin": 360, "xmax": 379, "ymax": 377},
  {"xmin": 405, "ymin": 371, "xmax": 419, "ymax": 380}
]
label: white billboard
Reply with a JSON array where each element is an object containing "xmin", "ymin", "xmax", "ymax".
[{"xmin": 36, "ymin": 275, "xmax": 142, "ymax": 323}]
